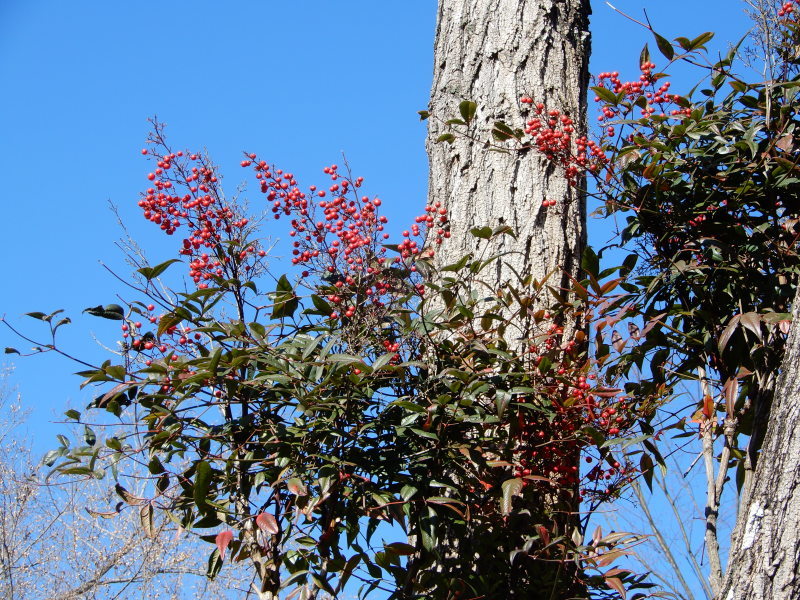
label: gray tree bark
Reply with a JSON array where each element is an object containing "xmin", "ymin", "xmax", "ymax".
[
  {"xmin": 720, "ymin": 287, "xmax": 800, "ymax": 600},
  {"xmin": 419, "ymin": 0, "xmax": 591, "ymax": 596},
  {"xmin": 428, "ymin": 0, "xmax": 590, "ymax": 317}
]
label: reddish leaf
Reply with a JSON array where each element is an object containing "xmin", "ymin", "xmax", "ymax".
[
  {"xmin": 611, "ymin": 330, "xmax": 626, "ymax": 353},
  {"xmin": 216, "ymin": 530, "xmax": 234, "ymax": 560},
  {"xmin": 776, "ymin": 133, "xmax": 795, "ymax": 153},
  {"xmin": 702, "ymin": 394, "xmax": 714, "ymax": 420},
  {"xmin": 739, "ymin": 312, "xmax": 762, "ymax": 340},
  {"xmin": 723, "ymin": 377, "xmax": 738, "ymax": 419},
  {"xmin": 605, "ymin": 575, "xmax": 627, "ymax": 599},
  {"xmin": 639, "ymin": 313, "xmax": 666, "ymax": 338},
  {"xmin": 255, "ymin": 512, "xmax": 279, "ymax": 535},
  {"xmin": 718, "ymin": 314, "xmax": 741, "ymax": 353},
  {"xmin": 537, "ymin": 525, "xmax": 551, "ymax": 546},
  {"xmin": 286, "ymin": 478, "xmax": 308, "ymax": 496}
]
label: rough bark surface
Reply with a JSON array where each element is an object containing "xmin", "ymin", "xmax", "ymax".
[
  {"xmin": 420, "ymin": 1, "xmax": 591, "ymax": 596},
  {"xmin": 721, "ymin": 287, "xmax": 800, "ymax": 600},
  {"xmin": 428, "ymin": 0, "xmax": 590, "ymax": 314}
]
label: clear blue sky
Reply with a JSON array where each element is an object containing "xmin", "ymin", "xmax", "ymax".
[{"xmin": 0, "ymin": 1, "xmax": 755, "ymax": 597}]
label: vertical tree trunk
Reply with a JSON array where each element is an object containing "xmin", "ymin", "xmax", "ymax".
[
  {"xmin": 428, "ymin": 0, "xmax": 590, "ymax": 312},
  {"xmin": 720, "ymin": 288, "xmax": 800, "ymax": 600},
  {"xmin": 421, "ymin": 0, "xmax": 591, "ymax": 596}
]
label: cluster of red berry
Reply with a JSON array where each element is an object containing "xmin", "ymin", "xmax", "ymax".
[
  {"xmin": 242, "ymin": 156, "xmax": 447, "ymax": 321},
  {"xmin": 519, "ymin": 97, "xmax": 609, "ymax": 185},
  {"xmin": 138, "ymin": 144, "xmax": 257, "ymax": 288},
  {"xmin": 778, "ymin": 0, "xmax": 798, "ymax": 17},
  {"xmin": 596, "ymin": 63, "xmax": 690, "ymax": 123},
  {"xmin": 504, "ymin": 319, "xmax": 641, "ymax": 499}
]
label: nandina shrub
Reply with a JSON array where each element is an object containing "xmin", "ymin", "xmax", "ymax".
[{"xmin": 4, "ymin": 117, "xmax": 657, "ymax": 599}]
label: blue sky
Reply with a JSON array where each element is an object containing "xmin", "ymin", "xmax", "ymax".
[{"xmin": 0, "ymin": 1, "xmax": 757, "ymax": 597}]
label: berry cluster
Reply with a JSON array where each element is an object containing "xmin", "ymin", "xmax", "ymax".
[
  {"xmin": 595, "ymin": 63, "xmax": 689, "ymax": 123},
  {"xmin": 778, "ymin": 0, "xmax": 798, "ymax": 17},
  {"xmin": 137, "ymin": 126, "xmax": 259, "ymax": 289},
  {"xmin": 243, "ymin": 156, "xmax": 448, "ymax": 320},
  {"xmin": 518, "ymin": 98, "xmax": 609, "ymax": 185},
  {"xmin": 503, "ymin": 320, "xmax": 643, "ymax": 500}
]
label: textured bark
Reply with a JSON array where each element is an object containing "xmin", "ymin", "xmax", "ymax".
[
  {"xmin": 720, "ymin": 286, "xmax": 800, "ymax": 600},
  {"xmin": 421, "ymin": 1, "xmax": 591, "ymax": 596},
  {"xmin": 428, "ymin": 0, "xmax": 590, "ymax": 317}
]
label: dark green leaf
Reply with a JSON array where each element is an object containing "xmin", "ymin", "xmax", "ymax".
[
  {"xmin": 653, "ymin": 32, "xmax": 674, "ymax": 60},
  {"xmin": 459, "ymin": 100, "xmax": 477, "ymax": 123},
  {"xmin": 640, "ymin": 453, "xmax": 655, "ymax": 491},
  {"xmin": 138, "ymin": 259, "xmax": 181, "ymax": 281},
  {"xmin": 687, "ymin": 31, "xmax": 714, "ymax": 51},
  {"xmin": 592, "ymin": 86, "xmax": 619, "ymax": 105},
  {"xmin": 640, "ymin": 43, "xmax": 650, "ymax": 67},
  {"xmin": 194, "ymin": 460, "xmax": 213, "ymax": 514},
  {"xmin": 470, "ymin": 226, "xmax": 493, "ymax": 240}
]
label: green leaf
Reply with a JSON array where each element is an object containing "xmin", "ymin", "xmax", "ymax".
[
  {"xmin": 591, "ymin": 86, "xmax": 619, "ymax": 106},
  {"xmin": 400, "ymin": 485, "xmax": 418, "ymax": 501},
  {"xmin": 272, "ymin": 275, "xmax": 299, "ymax": 319},
  {"xmin": 83, "ymin": 305, "xmax": 125, "ymax": 320},
  {"xmin": 26, "ymin": 312, "xmax": 48, "ymax": 320},
  {"xmin": 687, "ymin": 31, "xmax": 714, "ymax": 51},
  {"xmin": 115, "ymin": 483, "xmax": 147, "ymax": 506},
  {"xmin": 639, "ymin": 43, "xmax": 650, "ymax": 67},
  {"xmin": 653, "ymin": 32, "xmax": 674, "ymax": 60},
  {"xmin": 674, "ymin": 37, "xmax": 691, "ymax": 51},
  {"xmin": 492, "ymin": 121, "xmax": 519, "ymax": 141},
  {"xmin": 581, "ymin": 246, "xmax": 600, "ymax": 277},
  {"xmin": 459, "ymin": 100, "xmax": 477, "ymax": 123},
  {"xmin": 276, "ymin": 273, "xmax": 292, "ymax": 293},
  {"xmin": 206, "ymin": 549, "xmax": 223, "ymax": 580},
  {"xmin": 384, "ymin": 542, "xmax": 417, "ymax": 556},
  {"xmin": 311, "ymin": 294, "xmax": 333, "ymax": 316},
  {"xmin": 138, "ymin": 258, "xmax": 181, "ymax": 281},
  {"xmin": 194, "ymin": 460, "xmax": 213, "ymax": 514},
  {"xmin": 418, "ymin": 110, "xmax": 430, "ymax": 121},
  {"xmin": 84, "ymin": 426, "xmax": 96, "ymax": 446},
  {"xmin": 64, "ymin": 409, "xmax": 81, "ymax": 420},
  {"xmin": 157, "ymin": 311, "xmax": 184, "ymax": 338},
  {"xmin": 436, "ymin": 133, "xmax": 456, "ymax": 144},
  {"xmin": 470, "ymin": 226, "xmax": 493, "ymax": 240},
  {"xmin": 4, "ymin": 347, "xmax": 20, "ymax": 355},
  {"xmin": 640, "ymin": 453, "xmax": 655, "ymax": 491}
]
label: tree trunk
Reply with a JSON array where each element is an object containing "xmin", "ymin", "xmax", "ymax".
[
  {"xmin": 428, "ymin": 0, "xmax": 590, "ymax": 316},
  {"xmin": 421, "ymin": 0, "xmax": 590, "ymax": 596},
  {"xmin": 720, "ymin": 288, "xmax": 800, "ymax": 600}
]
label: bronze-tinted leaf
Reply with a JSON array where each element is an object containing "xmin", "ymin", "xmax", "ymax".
[
  {"xmin": 255, "ymin": 512, "xmax": 279, "ymax": 535},
  {"xmin": 215, "ymin": 530, "xmax": 234, "ymax": 560}
]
